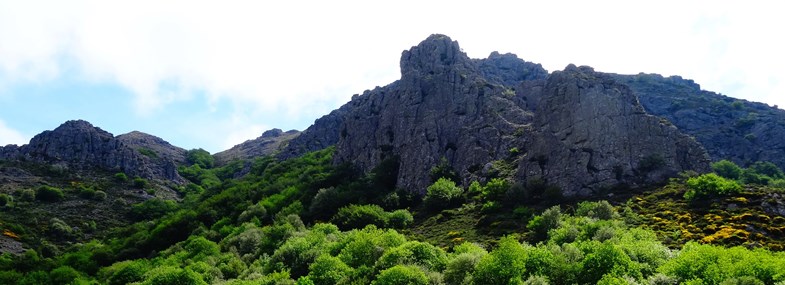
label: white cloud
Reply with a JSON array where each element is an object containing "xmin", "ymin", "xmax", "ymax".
[
  {"xmin": 0, "ymin": 119, "xmax": 28, "ymax": 146},
  {"xmin": 1, "ymin": 0, "xmax": 784, "ymax": 150}
]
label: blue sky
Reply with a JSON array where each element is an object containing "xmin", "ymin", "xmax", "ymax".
[{"xmin": 1, "ymin": 1, "xmax": 783, "ymax": 153}]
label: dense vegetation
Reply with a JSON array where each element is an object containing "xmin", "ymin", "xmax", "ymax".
[{"xmin": 1, "ymin": 151, "xmax": 784, "ymax": 284}]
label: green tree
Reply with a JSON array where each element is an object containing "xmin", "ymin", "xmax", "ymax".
[
  {"xmin": 331, "ymin": 204, "xmax": 388, "ymax": 230},
  {"xmin": 684, "ymin": 173, "xmax": 743, "ymax": 201},
  {"xmin": 712, "ymin": 160, "xmax": 743, "ymax": 180},
  {"xmin": 473, "ymin": 236, "xmax": 527, "ymax": 285},
  {"xmin": 186, "ymin": 148, "xmax": 214, "ymax": 169},
  {"xmin": 424, "ymin": 177, "xmax": 464, "ymax": 209},
  {"xmin": 372, "ymin": 265, "xmax": 429, "ymax": 285}
]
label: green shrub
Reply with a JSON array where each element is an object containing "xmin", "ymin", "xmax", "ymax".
[
  {"xmin": 684, "ymin": 173, "xmax": 743, "ymax": 201},
  {"xmin": 748, "ymin": 161, "xmax": 784, "ymax": 179},
  {"xmin": 387, "ymin": 209, "xmax": 414, "ymax": 229},
  {"xmin": 49, "ymin": 266, "xmax": 81, "ymax": 285},
  {"xmin": 483, "ymin": 178, "xmax": 510, "ymax": 201},
  {"xmin": 79, "ymin": 186, "xmax": 96, "ymax": 199},
  {"xmin": 444, "ymin": 248, "xmax": 486, "ymax": 285},
  {"xmin": 712, "ymin": 160, "xmax": 743, "ymax": 180},
  {"xmin": 36, "ymin": 185, "xmax": 64, "ymax": 202},
  {"xmin": 94, "ymin": 190, "xmax": 107, "ymax": 201},
  {"xmin": 20, "ymin": 189, "xmax": 35, "ymax": 202},
  {"xmin": 424, "ymin": 177, "xmax": 464, "ymax": 209},
  {"xmin": 372, "ymin": 265, "xmax": 429, "ymax": 285},
  {"xmin": 0, "ymin": 193, "xmax": 11, "ymax": 206},
  {"xmin": 187, "ymin": 148, "xmax": 214, "ymax": 169},
  {"xmin": 473, "ymin": 236, "xmax": 528, "ymax": 285},
  {"xmin": 308, "ymin": 255, "xmax": 352, "ymax": 285},
  {"xmin": 430, "ymin": 157, "xmax": 460, "ymax": 183},
  {"xmin": 580, "ymin": 242, "xmax": 641, "ymax": 284},
  {"xmin": 140, "ymin": 266, "xmax": 207, "ymax": 285},
  {"xmin": 331, "ymin": 204, "xmax": 388, "ymax": 230},
  {"xmin": 114, "ymin": 172, "xmax": 129, "ymax": 182},
  {"xmin": 376, "ymin": 241, "xmax": 448, "ymax": 272},
  {"xmin": 720, "ymin": 276, "xmax": 765, "ymax": 285},
  {"xmin": 527, "ymin": 206, "xmax": 562, "ymax": 241},
  {"xmin": 575, "ymin": 200, "xmax": 617, "ymax": 220},
  {"xmin": 131, "ymin": 198, "xmax": 179, "ymax": 220},
  {"xmin": 133, "ymin": 177, "xmax": 148, "ymax": 189}
]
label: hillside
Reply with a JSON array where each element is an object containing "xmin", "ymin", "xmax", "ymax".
[{"xmin": 0, "ymin": 34, "xmax": 785, "ymax": 284}]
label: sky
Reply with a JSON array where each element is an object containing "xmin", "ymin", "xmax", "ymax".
[{"xmin": 0, "ymin": 1, "xmax": 783, "ymax": 153}]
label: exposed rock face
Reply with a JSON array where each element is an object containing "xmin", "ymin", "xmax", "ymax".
[
  {"xmin": 215, "ymin": 128, "xmax": 300, "ymax": 165},
  {"xmin": 117, "ymin": 131, "xmax": 187, "ymax": 164},
  {"xmin": 520, "ymin": 65, "xmax": 711, "ymax": 195},
  {"xmin": 0, "ymin": 120, "xmax": 184, "ymax": 183},
  {"xmin": 278, "ymin": 107, "xmax": 348, "ymax": 160},
  {"xmin": 333, "ymin": 35, "xmax": 535, "ymax": 193},
  {"xmin": 614, "ymin": 73, "xmax": 785, "ymax": 169},
  {"xmin": 325, "ymin": 34, "xmax": 711, "ymax": 196}
]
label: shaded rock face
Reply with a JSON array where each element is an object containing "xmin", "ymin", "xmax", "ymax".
[
  {"xmin": 215, "ymin": 128, "xmax": 300, "ymax": 165},
  {"xmin": 520, "ymin": 66, "xmax": 711, "ymax": 195},
  {"xmin": 614, "ymin": 74, "xmax": 785, "ymax": 170},
  {"xmin": 289, "ymin": 34, "xmax": 711, "ymax": 197},
  {"xmin": 334, "ymin": 35, "xmax": 534, "ymax": 194},
  {"xmin": 0, "ymin": 120, "xmax": 184, "ymax": 183},
  {"xmin": 278, "ymin": 107, "xmax": 348, "ymax": 160}
]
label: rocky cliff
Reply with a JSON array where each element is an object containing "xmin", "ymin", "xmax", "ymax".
[
  {"xmin": 614, "ymin": 74, "xmax": 785, "ymax": 170},
  {"xmin": 520, "ymin": 66, "xmax": 710, "ymax": 195},
  {"xmin": 214, "ymin": 128, "xmax": 300, "ymax": 165},
  {"xmin": 289, "ymin": 34, "xmax": 711, "ymax": 197},
  {"xmin": 0, "ymin": 120, "xmax": 184, "ymax": 183}
]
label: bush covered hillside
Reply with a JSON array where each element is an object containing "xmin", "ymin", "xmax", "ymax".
[{"xmin": 1, "ymin": 148, "xmax": 784, "ymax": 284}]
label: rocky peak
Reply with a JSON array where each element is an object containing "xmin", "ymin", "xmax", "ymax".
[
  {"xmin": 116, "ymin": 131, "xmax": 187, "ymax": 164},
  {"xmin": 400, "ymin": 34, "xmax": 475, "ymax": 80},
  {"xmin": 1, "ymin": 120, "xmax": 184, "ymax": 183},
  {"xmin": 261, "ymin": 128, "xmax": 284, "ymax": 138},
  {"xmin": 478, "ymin": 51, "xmax": 549, "ymax": 86},
  {"xmin": 280, "ymin": 35, "xmax": 713, "ymax": 198}
]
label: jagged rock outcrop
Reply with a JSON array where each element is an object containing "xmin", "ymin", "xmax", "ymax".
[
  {"xmin": 215, "ymin": 128, "xmax": 300, "ymax": 165},
  {"xmin": 520, "ymin": 65, "xmax": 711, "ymax": 195},
  {"xmin": 0, "ymin": 120, "xmax": 184, "ymax": 183},
  {"xmin": 613, "ymin": 73, "xmax": 785, "ymax": 170},
  {"xmin": 286, "ymin": 34, "xmax": 712, "ymax": 197},
  {"xmin": 278, "ymin": 107, "xmax": 348, "ymax": 160},
  {"xmin": 117, "ymin": 131, "xmax": 188, "ymax": 164},
  {"xmin": 333, "ymin": 35, "xmax": 535, "ymax": 194}
]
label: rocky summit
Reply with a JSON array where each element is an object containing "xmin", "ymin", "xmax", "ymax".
[
  {"xmin": 214, "ymin": 128, "xmax": 300, "ymax": 165},
  {"xmin": 0, "ymin": 120, "xmax": 184, "ymax": 183},
  {"xmin": 285, "ymin": 34, "xmax": 712, "ymax": 196}
]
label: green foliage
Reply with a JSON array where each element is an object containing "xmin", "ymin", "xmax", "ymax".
[
  {"xmin": 482, "ymin": 178, "xmax": 510, "ymax": 201},
  {"xmin": 387, "ymin": 209, "xmax": 414, "ymax": 229},
  {"xmin": 684, "ymin": 173, "xmax": 743, "ymax": 201},
  {"xmin": 20, "ymin": 188, "xmax": 35, "ymax": 201},
  {"xmin": 114, "ymin": 172, "xmax": 129, "ymax": 182},
  {"xmin": 712, "ymin": 160, "xmax": 743, "ymax": 180},
  {"xmin": 140, "ymin": 266, "xmax": 207, "ymax": 285},
  {"xmin": 430, "ymin": 157, "xmax": 460, "ymax": 184},
  {"xmin": 575, "ymin": 200, "xmax": 618, "ymax": 220},
  {"xmin": 659, "ymin": 242, "xmax": 785, "ymax": 284},
  {"xmin": 372, "ymin": 265, "xmax": 429, "ymax": 285},
  {"xmin": 131, "ymin": 198, "xmax": 179, "ymax": 220},
  {"xmin": 137, "ymin": 147, "xmax": 158, "ymax": 158},
  {"xmin": 35, "ymin": 185, "xmax": 64, "ymax": 202},
  {"xmin": 0, "ymin": 193, "xmax": 11, "ymax": 207},
  {"xmin": 133, "ymin": 177, "xmax": 148, "ymax": 189},
  {"xmin": 748, "ymin": 161, "xmax": 784, "ymax": 179},
  {"xmin": 332, "ymin": 204, "xmax": 389, "ymax": 230},
  {"xmin": 473, "ymin": 236, "xmax": 527, "ymax": 285},
  {"xmin": 424, "ymin": 177, "xmax": 464, "ymax": 209},
  {"xmin": 186, "ymin": 148, "xmax": 214, "ymax": 169},
  {"xmin": 527, "ymin": 206, "xmax": 562, "ymax": 241},
  {"xmin": 580, "ymin": 242, "xmax": 641, "ymax": 284},
  {"xmin": 49, "ymin": 265, "xmax": 82, "ymax": 285},
  {"xmin": 308, "ymin": 255, "xmax": 351, "ymax": 285},
  {"xmin": 376, "ymin": 241, "xmax": 448, "ymax": 272}
]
